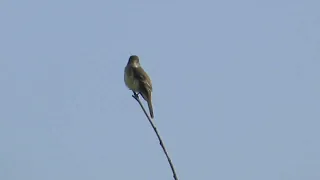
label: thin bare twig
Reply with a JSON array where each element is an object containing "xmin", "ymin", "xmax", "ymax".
[{"xmin": 132, "ymin": 92, "xmax": 179, "ymax": 180}]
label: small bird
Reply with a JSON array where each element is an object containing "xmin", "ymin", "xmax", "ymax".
[{"xmin": 124, "ymin": 55, "xmax": 154, "ymax": 118}]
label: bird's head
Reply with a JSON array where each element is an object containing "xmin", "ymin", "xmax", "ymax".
[{"xmin": 128, "ymin": 55, "xmax": 140, "ymax": 67}]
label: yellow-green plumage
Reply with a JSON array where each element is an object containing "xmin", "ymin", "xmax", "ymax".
[{"xmin": 124, "ymin": 55, "xmax": 154, "ymax": 118}]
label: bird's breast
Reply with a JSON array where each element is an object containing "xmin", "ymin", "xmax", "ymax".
[{"xmin": 124, "ymin": 71, "xmax": 140, "ymax": 91}]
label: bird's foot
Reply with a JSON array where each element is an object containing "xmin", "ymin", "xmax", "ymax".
[{"xmin": 132, "ymin": 91, "xmax": 139, "ymax": 99}]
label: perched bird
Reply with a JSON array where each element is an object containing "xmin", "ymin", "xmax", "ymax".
[{"xmin": 124, "ymin": 55, "xmax": 154, "ymax": 118}]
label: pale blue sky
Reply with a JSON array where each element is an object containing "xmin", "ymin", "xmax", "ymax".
[{"xmin": 0, "ymin": 0, "xmax": 319, "ymax": 180}]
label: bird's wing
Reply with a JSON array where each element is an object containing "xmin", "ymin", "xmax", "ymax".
[{"xmin": 133, "ymin": 67, "xmax": 152, "ymax": 92}]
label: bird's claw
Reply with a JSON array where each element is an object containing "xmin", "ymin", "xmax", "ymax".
[{"xmin": 132, "ymin": 91, "xmax": 139, "ymax": 99}]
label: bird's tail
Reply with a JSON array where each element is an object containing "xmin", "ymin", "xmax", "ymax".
[
  {"xmin": 147, "ymin": 99, "xmax": 154, "ymax": 119},
  {"xmin": 140, "ymin": 89, "xmax": 154, "ymax": 119}
]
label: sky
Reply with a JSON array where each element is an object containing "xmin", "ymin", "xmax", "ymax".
[{"xmin": 0, "ymin": 0, "xmax": 319, "ymax": 180}]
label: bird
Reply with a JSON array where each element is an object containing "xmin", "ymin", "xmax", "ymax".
[{"xmin": 124, "ymin": 55, "xmax": 154, "ymax": 119}]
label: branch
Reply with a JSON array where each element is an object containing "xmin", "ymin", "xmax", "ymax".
[{"xmin": 132, "ymin": 92, "xmax": 179, "ymax": 180}]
